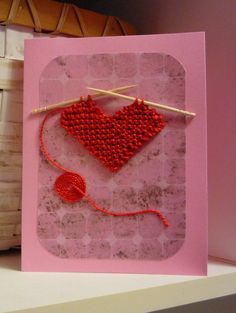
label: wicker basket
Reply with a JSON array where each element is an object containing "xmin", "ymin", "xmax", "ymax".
[{"xmin": 0, "ymin": 0, "xmax": 135, "ymax": 250}]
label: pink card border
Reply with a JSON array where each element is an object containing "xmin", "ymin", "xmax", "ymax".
[{"xmin": 22, "ymin": 33, "xmax": 207, "ymax": 275}]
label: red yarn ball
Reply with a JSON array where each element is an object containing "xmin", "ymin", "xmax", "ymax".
[{"xmin": 54, "ymin": 172, "xmax": 86, "ymax": 202}]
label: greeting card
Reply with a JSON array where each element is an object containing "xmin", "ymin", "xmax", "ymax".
[{"xmin": 22, "ymin": 33, "xmax": 207, "ymax": 275}]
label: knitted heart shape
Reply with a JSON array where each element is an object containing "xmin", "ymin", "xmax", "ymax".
[{"xmin": 60, "ymin": 97, "xmax": 165, "ymax": 172}]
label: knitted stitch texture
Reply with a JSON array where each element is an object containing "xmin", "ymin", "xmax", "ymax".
[{"xmin": 60, "ymin": 96, "xmax": 165, "ymax": 172}]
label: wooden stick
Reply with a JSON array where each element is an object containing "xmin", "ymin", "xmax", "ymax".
[
  {"xmin": 31, "ymin": 85, "xmax": 137, "ymax": 114},
  {"xmin": 87, "ymin": 87, "xmax": 196, "ymax": 117}
]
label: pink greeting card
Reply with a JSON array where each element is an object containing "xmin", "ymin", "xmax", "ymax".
[{"xmin": 22, "ymin": 33, "xmax": 207, "ymax": 275}]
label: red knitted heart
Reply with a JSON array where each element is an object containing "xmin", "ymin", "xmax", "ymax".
[{"xmin": 60, "ymin": 96, "xmax": 165, "ymax": 172}]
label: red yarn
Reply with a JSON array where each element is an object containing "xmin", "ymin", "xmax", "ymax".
[
  {"xmin": 84, "ymin": 192, "xmax": 170, "ymax": 227},
  {"xmin": 60, "ymin": 96, "xmax": 165, "ymax": 172},
  {"xmin": 39, "ymin": 97, "xmax": 170, "ymax": 227},
  {"xmin": 54, "ymin": 172, "xmax": 86, "ymax": 202}
]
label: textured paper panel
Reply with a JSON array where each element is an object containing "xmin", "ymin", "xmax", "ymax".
[{"xmin": 37, "ymin": 52, "xmax": 186, "ymax": 261}]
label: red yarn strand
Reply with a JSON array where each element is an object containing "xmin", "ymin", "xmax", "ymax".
[{"xmin": 83, "ymin": 192, "xmax": 170, "ymax": 227}]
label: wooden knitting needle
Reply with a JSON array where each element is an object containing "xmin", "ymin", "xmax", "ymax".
[
  {"xmin": 87, "ymin": 87, "xmax": 196, "ymax": 117},
  {"xmin": 31, "ymin": 85, "xmax": 137, "ymax": 114}
]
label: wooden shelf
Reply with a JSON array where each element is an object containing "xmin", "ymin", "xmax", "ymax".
[{"xmin": 0, "ymin": 251, "xmax": 236, "ymax": 313}]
